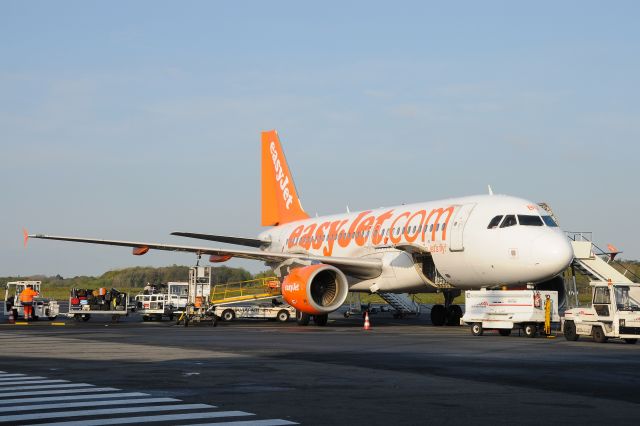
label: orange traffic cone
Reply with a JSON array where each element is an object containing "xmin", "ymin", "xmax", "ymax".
[{"xmin": 364, "ymin": 311, "xmax": 371, "ymax": 330}]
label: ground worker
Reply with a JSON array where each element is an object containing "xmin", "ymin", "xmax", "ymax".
[
  {"xmin": 544, "ymin": 294, "xmax": 552, "ymax": 335},
  {"xmin": 19, "ymin": 284, "xmax": 39, "ymax": 320}
]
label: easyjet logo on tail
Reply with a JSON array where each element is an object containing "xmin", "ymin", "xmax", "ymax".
[
  {"xmin": 261, "ymin": 130, "xmax": 309, "ymax": 226},
  {"xmin": 270, "ymin": 141, "xmax": 293, "ymax": 210}
]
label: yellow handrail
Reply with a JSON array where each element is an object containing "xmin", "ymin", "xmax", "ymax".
[{"xmin": 210, "ymin": 277, "xmax": 281, "ymax": 304}]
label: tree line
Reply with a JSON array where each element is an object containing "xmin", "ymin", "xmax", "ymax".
[{"xmin": 1, "ymin": 265, "xmax": 275, "ymax": 289}]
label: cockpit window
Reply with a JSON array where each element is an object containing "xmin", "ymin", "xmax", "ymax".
[
  {"xmin": 500, "ymin": 215, "xmax": 517, "ymax": 228},
  {"xmin": 487, "ymin": 215, "xmax": 503, "ymax": 229},
  {"xmin": 542, "ymin": 216, "xmax": 558, "ymax": 227},
  {"xmin": 518, "ymin": 215, "xmax": 543, "ymax": 226}
]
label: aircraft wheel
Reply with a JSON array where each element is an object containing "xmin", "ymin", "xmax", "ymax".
[
  {"xmin": 563, "ymin": 320, "xmax": 579, "ymax": 341},
  {"xmin": 313, "ymin": 314, "xmax": 328, "ymax": 326},
  {"xmin": 296, "ymin": 310, "xmax": 310, "ymax": 326},
  {"xmin": 471, "ymin": 323, "xmax": 483, "ymax": 336},
  {"xmin": 446, "ymin": 305, "xmax": 463, "ymax": 326},
  {"xmin": 430, "ymin": 305, "xmax": 446, "ymax": 326},
  {"xmin": 592, "ymin": 326, "xmax": 608, "ymax": 343}
]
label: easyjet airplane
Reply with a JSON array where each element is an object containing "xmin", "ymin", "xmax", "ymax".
[{"xmin": 27, "ymin": 130, "xmax": 574, "ymax": 326}]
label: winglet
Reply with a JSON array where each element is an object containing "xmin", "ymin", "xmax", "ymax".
[{"xmin": 23, "ymin": 228, "xmax": 29, "ymax": 248}]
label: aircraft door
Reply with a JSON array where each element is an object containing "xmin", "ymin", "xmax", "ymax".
[{"xmin": 449, "ymin": 203, "xmax": 476, "ymax": 252}]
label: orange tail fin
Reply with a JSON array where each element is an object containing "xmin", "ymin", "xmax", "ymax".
[{"xmin": 261, "ymin": 130, "xmax": 309, "ymax": 226}]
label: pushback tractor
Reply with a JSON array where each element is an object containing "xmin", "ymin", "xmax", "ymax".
[{"xmin": 562, "ymin": 281, "xmax": 640, "ymax": 344}]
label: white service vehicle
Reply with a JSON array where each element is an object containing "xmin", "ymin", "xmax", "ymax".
[
  {"xmin": 167, "ymin": 282, "xmax": 188, "ymax": 311},
  {"xmin": 563, "ymin": 281, "xmax": 640, "ymax": 344},
  {"xmin": 462, "ymin": 289, "xmax": 559, "ymax": 337},
  {"xmin": 134, "ymin": 293, "xmax": 173, "ymax": 321},
  {"xmin": 3, "ymin": 281, "xmax": 59, "ymax": 320},
  {"xmin": 215, "ymin": 302, "xmax": 295, "ymax": 323}
]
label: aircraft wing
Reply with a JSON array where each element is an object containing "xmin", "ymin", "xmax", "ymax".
[{"xmin": 27, "ymin": 233, "xmax": 382, "ymax": 279}]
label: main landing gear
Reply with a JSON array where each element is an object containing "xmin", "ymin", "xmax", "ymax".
[
  {"xmin": 296, "ymin": 310, "xmax": 329, "ymax": 326},
  {"xmin": 430, "ymin": 289, "xmax": 462, "ymax": 326}
]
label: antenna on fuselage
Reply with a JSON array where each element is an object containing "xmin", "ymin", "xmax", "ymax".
[
  {"xmin": 487, "ymin": 185, "xmax": 494, "ymax": 195},
  {"xmin": 346, "ymin": 205, "xmax": 350, "ymax": 213}
]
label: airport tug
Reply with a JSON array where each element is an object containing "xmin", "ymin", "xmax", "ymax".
[{"xmin": 563, "ymin": 281, "xmax": 640, "ymax": 344}]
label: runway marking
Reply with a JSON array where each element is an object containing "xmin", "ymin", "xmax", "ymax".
[
  {"xmin": 0, "ymin": 387, "xmax": 119, "ymax": 398},
  {"xmin": 0, "ymin": 397, "xmax": 180, "ymax": 413},
  {"xmin": 0, "ymin": 383, "xmax": 93, "ymax": 391},
  {"xmin": 0, "ymin": 372, "xmax": 299, "ymax": 426},
  {"xmin": 183, "ymin": 420, "xmax": 298, "ymax": 426},
  {"xmin": 37, "ymin": 411, "xmax": 254, "ymax": 426},
  {"xmin": 0, "ymin": 392, "xmax": 150, "ymax": 405}
]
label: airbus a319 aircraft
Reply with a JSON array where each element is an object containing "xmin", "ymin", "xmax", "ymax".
[{"xmin": 28, "ymin": 130, "xmax": 574, "ymax": 326}]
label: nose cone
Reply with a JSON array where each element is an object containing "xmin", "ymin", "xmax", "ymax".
[{"xmin": 532, "ymin": 232, "xmax": 574, "ymax": 278}]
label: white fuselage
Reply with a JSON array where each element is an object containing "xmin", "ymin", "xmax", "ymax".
[{"xmin": 258, "ymin": 194, "xmax": 573, "ymax": 293}]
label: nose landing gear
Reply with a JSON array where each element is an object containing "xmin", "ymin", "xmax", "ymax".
[{"xmin": 430, "ymin": 289, "xmax": 462, "ymax": 326}]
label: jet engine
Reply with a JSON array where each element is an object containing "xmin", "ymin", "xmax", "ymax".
[{"xmin": 281, "ymin": 264, "xmax": 349, "ymax": 315}]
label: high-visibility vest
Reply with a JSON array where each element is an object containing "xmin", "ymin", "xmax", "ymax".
[{"xmin": 20, "ymin": 288, "xmax": 39, "ymax": 303}]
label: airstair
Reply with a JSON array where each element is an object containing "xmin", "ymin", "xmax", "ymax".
[
  {"xmin": 568, "ymin": 232, "xmax": 639, "ymax": 283},
  {"xmin": 378, "ymin": 292, "xmax": 421, "ymax": 316},
  {"xmin": 210, "ymin": 277, "xmax": 282, "ymax": 305}
]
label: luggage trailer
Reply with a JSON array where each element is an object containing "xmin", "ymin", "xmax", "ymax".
[{"xmin": 67, "ymin": 288, "xmax": 129, "ymax": 322}]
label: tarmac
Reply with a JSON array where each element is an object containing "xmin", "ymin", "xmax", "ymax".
[{"xmin": 1, "ymin": 310, "xmax": 640, "ymax": 425}]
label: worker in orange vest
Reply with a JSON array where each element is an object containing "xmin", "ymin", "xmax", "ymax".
[{"xmin": 20, "ymin": 284, "xmax": 39, "ymax": 320}]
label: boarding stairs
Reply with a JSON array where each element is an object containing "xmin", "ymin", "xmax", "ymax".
[
  {"xmin": 210, "ymin": 277, "xmax": 282, "ymax": 305},
  {"xmin": 378, "ymin": 292, "xmax": 421, "ymax": 316},
  {"xmin": 568, "ymin": 232, "xmax": 639, "ymax": 283}
]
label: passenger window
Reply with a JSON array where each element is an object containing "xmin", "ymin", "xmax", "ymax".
[
  {"xmin": 542, "ymin": 216, "xmax": 558, "ymax": 227},
  {"xmin": 487, "ymin": 215, "xmax": 503, "ymax": 229},
  {"xmin": 518, "ymin": 215, "xmax": 543, "ymax": 226},
  {"xmin": 500, "ymin": 215, "xmax": 517, "ymax": 228}
]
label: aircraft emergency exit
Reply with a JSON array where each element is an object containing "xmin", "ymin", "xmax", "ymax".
[{"xmin": 27, "ymin": 130, "xmax": 574, "ymax": 326}]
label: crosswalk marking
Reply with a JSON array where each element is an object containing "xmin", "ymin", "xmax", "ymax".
[
  {"xmin": 0, "ymin": 392, "xmax": 149, "ymax": 405},
  {"xmin": 0, "ymin": 403, "xmax": 215, "ymax": 423},
  {"xmin": 0, "ymin": 379, "xmax": 69, "ymax": 386},
  {"xmin": 0, "ymin": 371, "xmax": 299, "ymax": 425},
  {"xmin": 0, "ymin": 374, "xmax": 30, "ymax": 379},
  {"xmin": 1, "ymin": 383, "xmax": 93, "ymax": 392},
  {"xmin": 37, "ymin": 411, "xmax": 254, "ymax": 426},
  {"xmin": 0, "ymin": 387, "xmax": 119, "ymax": 398},
  {"xmin": 0, "ymin": 397, "xmax": 180, "ymax": 413}
]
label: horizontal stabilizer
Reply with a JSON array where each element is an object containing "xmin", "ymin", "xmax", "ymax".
[{"xmin": 171, "ymin": 232, "xmax": 268, "ymax": 248}]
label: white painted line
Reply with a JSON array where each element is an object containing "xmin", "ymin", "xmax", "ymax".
[
  {"xmin": 0, "ymin": 375, "xmax": 44, "ymax": 381},
  {"xmin": 0, "ymin": 383, "xmax": 93, "ymax": 392},
  {"xmin": 0, "ymin": 397, "xmax": 181, "ymax": 413},
  {"xmin": 184, "ymin": 420, "xmax": 298, "ymax": 426},
  {"xmin": 0, "ymin": 374, "xmax": 29, "ymax": 379},
  {"xmin": 0, "ymin": 379, "xmax": 68, "ymax": 386},
  {"xmin": 0, "ymin": 387, "xmax": 119, "ymax": 398},
  {"xmin": 0, "ymin": 392, "xmax": 149, "ymax": 405},
  {"xmin": 37, "ymin": 411, "xmax": 253, "ymax": 426},
  {"xmin": 0, "ymin": 403, "xmax": 214, "ymax": 422}
]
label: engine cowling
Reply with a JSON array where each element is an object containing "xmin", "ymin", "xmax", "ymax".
[{"xmin": 281, "ymin": 264, "xmax": 349, "ymax": 315}]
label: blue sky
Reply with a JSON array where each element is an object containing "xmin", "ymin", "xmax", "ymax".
[{"xmin": 2, "ymin": 1, "xmax": 639, "ymax": 277}]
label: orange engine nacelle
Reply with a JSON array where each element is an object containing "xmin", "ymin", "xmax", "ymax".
[{"xmin": 281, "ymin": 264, "xmax": 349, "ymax": 315}]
